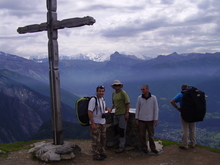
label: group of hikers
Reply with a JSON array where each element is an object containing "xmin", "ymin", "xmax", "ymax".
[{"xmin": 88, "ymin": 80, "xmax": 196, "ymax": 161}]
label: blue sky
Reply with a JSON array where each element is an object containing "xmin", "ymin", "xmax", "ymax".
[{"xmin": 0, "ymin": 0, "xmax": 220, "ymax": 59}]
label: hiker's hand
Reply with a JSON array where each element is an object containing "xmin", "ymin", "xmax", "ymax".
[
  {"xmin": 154, "ymin": 120, "xmax": 158, "ymax": 126},
  {"xmin": 107, "ymin": 108, "xmax": 111, "ymax": 113},
  {"xmin": 135, "ymin": 119, "xmax": 139, "ymax": 126},
  {"xmin": 125, "ymin": 112, "xmax": 129, "ymax": 120},
  {"xmin": 91, "ymin": 123, "xmax": 96, "ymax": 130}
]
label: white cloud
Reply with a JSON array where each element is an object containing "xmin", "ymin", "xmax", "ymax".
[{"xmin": 0, "ymin": 0, "xmax": 219, "ymax": 58}]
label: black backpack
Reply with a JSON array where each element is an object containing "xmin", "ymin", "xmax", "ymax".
[
  {"xmin": 181, "ymin": 86, "xmax": 206, "ymax": 123},
  {"xmin": 75, "ymin": 96, "xmax": 97, "ymax": 126}
]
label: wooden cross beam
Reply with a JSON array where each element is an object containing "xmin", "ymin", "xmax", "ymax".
[
  {"xmin": 17, "ymin": 0, "xmax": 95, "ymax": 145},
  {"xmin": 17, "ymin": 16, "xmax": 95, "ymax": 34}
]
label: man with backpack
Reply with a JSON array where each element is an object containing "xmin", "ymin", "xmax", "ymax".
[
  {"xmin": 170, "ymin": 84, "xmax": 196, "ymax": 149},
  {"xmin": 88, "ymin": 85, "xmax": 110, "ymax": 161},
  {"xmin": 110, "ymin": 80, "xmax": 130, "ymax": 153}
]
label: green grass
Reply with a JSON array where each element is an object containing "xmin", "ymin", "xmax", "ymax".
[
  {"xmin": 0, "ymin": 142, "xmax": 30, "ymax": 152},
  {"xmin": 159, "ymin": 139, "xmax": 220, "ymax": 153},
  {"xmin": 0, "ymin": 142, "xmax": 27, "ymax": 159},
  {"xmin": 0, "ymin": 140, "xmax": 41, "ymax": 157},
  {"xmin": 196, "ymin": 144, "xmax": 220, "ymax": 153},
  {"xmin": 159, "ymin": 139, "xmax": 181, "ymax": 146}
]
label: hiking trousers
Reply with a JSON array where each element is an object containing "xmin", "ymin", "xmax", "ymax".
[
  {"xmin": 139, "ymin": 120, "xmax": 156, "ymax": 151},
  {"xmin": 180, "ymin": 115, "xmax": 196, "ymax": 148},
  {"xmin": 90, "ymin": 123, "xmax": 106, "ymax": 157},
  {"xmin": 113, "ymin": 114, "xmax": 127, "ymax": 149}
]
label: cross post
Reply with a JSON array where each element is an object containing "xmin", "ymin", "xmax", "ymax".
[{"xmin": 17, "ymin": 0, "xmax": 95, "ymax": 145}]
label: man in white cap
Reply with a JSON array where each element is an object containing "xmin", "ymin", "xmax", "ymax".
[{"xmin": 110, "ymin": 80, "xmax": 130, "ymax": 153}]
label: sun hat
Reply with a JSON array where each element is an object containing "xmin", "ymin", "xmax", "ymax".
[{"xmin": 111, "ymin": 80, "xmax": 123, "ymax": 88}]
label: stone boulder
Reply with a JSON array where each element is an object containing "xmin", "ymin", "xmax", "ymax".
[{"xmin": 28, "ymin": 141, "xmax": 81, "ymax": 162}]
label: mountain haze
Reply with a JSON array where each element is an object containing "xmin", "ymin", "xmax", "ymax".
[
  {"xmin": 0, "ymin": 50, "xmax": 220, "ymax": 148},
  {"xmin": 0, "ymin": 69, "xmax": 79, "ymax": 109},
  {"xmin": 0, "ymin": 73, "xmax": 77, "ymax": 143}
]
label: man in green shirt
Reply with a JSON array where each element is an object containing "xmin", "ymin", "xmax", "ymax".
[{"xmin": 110, "ymin": 80, "xmax": 130, "ymax": 153}]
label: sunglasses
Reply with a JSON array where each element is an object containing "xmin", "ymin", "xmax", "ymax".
[
  {"xmin": 113, "ymin": 84, "xmax": 121, "ymax": 87},
  {"xmin": 97, "ymin": 85, "xmax": 105, "ymax": 89}
]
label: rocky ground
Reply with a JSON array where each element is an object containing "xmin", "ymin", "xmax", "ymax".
[{"xmin": 0, "ymin": 140, "xmax": 220, "ymax": 165}]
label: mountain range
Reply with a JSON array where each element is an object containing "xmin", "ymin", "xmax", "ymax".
[
  {"xmin": 30, "ymin": 51, "xmax": 153, "ymax": 62},
  {"xmin": 0, "ymin": 50, "xmax": 220, "ymax": 148}
]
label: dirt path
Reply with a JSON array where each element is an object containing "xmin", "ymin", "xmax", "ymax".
[{"xmin": 0, "ymin": 140, "xmax": 219, "ymax": 165}]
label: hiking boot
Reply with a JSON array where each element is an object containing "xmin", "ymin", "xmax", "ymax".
[
  {"xmin": 190, "ymin": 145, "xmax": 195, "ymax": 148},
  {"xmin": 115, "ymin": 148, "xmax": 124, "ymax": 153},
  {"xmin": 189, "ymin": 143, "xmax": 196, "ymax": 148},
  {"xmin": 179, "ymin": 145, "xmax": 188, "ymax": 150},
  {"xmin": 142, "ymin": 149, "xmax": 149, "ymax": 154},
  {"xmin": 151, "ymin": 150, "xmax": 159, "ymax": 154},
  {"xmin": 114, "ymin": 142, "xmax": 120, "ymax": 149},
  {"xmin": 93, "ymin": 155, "xmax": 104, "ymax": 161},
  {"xmin": 100, "ymin": 153, "xmax": 107, "ymax": 158},
  {"xmin": 114, "ymin": 144, "xmax": 119, "ymax": 149}
]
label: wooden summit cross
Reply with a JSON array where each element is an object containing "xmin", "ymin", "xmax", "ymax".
[{"xmin": 17, "ymin": 0, "xmax": 95, "ymax": 145}]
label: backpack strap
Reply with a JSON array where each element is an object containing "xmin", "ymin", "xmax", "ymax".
[
  {"xmin": 92, "ymin": 96, "xmax": 98, "ymax": 114},
  {"xmin": 94, "ymin": 96, "xmax": 106, "ymax": 115}
]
